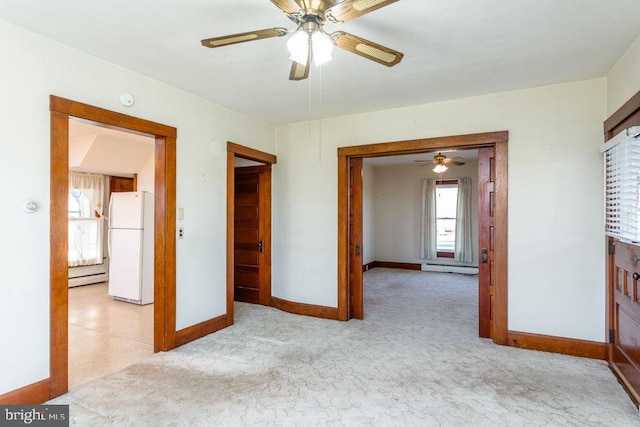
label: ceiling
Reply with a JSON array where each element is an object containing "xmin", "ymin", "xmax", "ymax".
[
  {"xmin": 1, "ymin": 1, "xmax": 639, "ymax": 127},
  {"xmin": 364, "ymin": 149, "xmax": 477, "ymax": 167},
  {"xmin": 69, "ymin": 120, "xmax": 154, "ymax": 177}
]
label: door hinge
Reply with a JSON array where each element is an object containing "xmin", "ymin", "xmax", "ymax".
[
  {"xmin": 608, "ymin": 240, "xmax": 615, "ymax": 255},
  {"xmin": 609, "ymin": 328, "xmax": 615, "ymax": 344}
]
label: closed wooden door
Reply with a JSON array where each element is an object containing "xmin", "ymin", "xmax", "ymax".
[
  {"xmin": 609, "ymin": 238, "xmax": 640, "ymax": 405},
  {"xmin": 478, "ymin": 146, "xmax": 495, "ymax": 338},
  {"xmin": 234, "ymin": 166, "xmax": 271, "ymax": 305},
  {"xmin": 348, "ymin": 158, "xmax": 363, "ymax": 319}
]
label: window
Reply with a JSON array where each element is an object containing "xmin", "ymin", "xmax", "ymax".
[
  {"xmin": 68, "ymin": 172, "xmax": 105, "ymax": 266},
  {"xmin": 435, "ymin": 182, "xmax": 458, "ymax": 257},
  {"xmin": 603, "ymin": 126, "xmax": 640, "ymax": 242}
]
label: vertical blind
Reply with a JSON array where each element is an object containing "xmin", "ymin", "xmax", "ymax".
[{"xmin": 602, "ymin": 126, "xmax": 640, "ymax": 242}]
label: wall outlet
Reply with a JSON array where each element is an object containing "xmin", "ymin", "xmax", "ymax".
[{"xmin": 178, "ymin": 227, "xmax": 184, "ymax": 239}]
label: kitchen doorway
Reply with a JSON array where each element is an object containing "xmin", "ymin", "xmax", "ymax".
[{"xmin": 49, "ymin": 96, "xmax": 177, "ymax": 399}]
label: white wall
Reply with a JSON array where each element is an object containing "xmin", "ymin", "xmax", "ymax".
[
  {"xmin": 362, "ymin": 162, "xmax": 376, "ymax": 265},
  {"xmin": 274, "ymin": 78, "xmax": 607, "ymax": 342},
  {"xmin": 0, "ymin": 20, "xmax": 275, "ymax": 395},
  {"xmin": 607, "ymin": 35, "xmax": 640, "ymax": 117},
  {"xmin": 136, "ymin": 152, "xmax": 155, "ymax": 193},
  {"xmin": 372, "ymin": 160, "xmax": 479, "ymax": 265}
]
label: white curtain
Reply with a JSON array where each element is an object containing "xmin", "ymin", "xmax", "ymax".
[
  {"xmin": 454, "ymin": 177, "xmax": 473, "ymax": 263},
  {"xmin": 68, "ymin": 172, "xmax": 106, "ymax": 266},
  {"xmin": 420, "ymin": 179, "xmax": 437, "ymax": 260}
]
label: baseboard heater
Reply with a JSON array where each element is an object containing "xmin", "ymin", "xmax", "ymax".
[
  {"xmin": 68, "ymin": 273, "xmax": 109, "ymax": 288},
  {"xmin": 421, "ymin": 264, "xmax": 479, "ymax": 275}
]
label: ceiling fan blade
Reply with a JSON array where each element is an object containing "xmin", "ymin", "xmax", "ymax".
[
  {"xmin": 333, "ymin": 32, "xmax": 403, "ymax": 67},
  {"xmin": 201, "ymin": 28, "xmax": 288, "ymax": 48},
  {"xmin": 289, "ymin": 43, "xmax": 312, "ymax": 81},
  {"xmin": 270, "ymin": 0, "xmax": 305, "ymax": 15},
  {"xmin": 445, "ymin": 157, "xmax": 466, "ymax": 166},
  {"xmin": 289, "ymin": 60, "xmax": 311, "ymax": 81},
  {"xmin": 325, "ymin": 0, "xmax": 399, "ymax": 23}
]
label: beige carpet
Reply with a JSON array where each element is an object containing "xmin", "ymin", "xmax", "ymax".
[{"xmin": 49, "ymin": 268, "xmax": 639, "ymax": 425}]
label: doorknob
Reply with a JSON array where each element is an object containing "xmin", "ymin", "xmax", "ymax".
[
  {"xmin": 481, "ymin": 248, "xmax": 488, "ymax": 264},
  {"xmin": 634, "ymin": 272, "xmax": 640, "ymax": 281}
]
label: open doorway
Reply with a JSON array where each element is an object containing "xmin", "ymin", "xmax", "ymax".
[
  {"xmin": 67, "ymin": 120, "xmax": 155, "ymax": 389},
  {"xmin": 359, "ymin": 148, "xmax": 481, "ymax": 334},
  {"xmin": 337, "ymin": 131, "xmax": 509, "ymax": 345},
  {"xmin": 49, "ymin": 96, "xmax": 177, "ymax": 399}
]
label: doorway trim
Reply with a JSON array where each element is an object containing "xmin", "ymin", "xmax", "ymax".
[
  {"xmin": 337, "ymin": 131, "xmax": 509, "ymax": 345},
  {"xmin": 49, "ymin": 95, "xmax": 177, "ymax": 399},
  {"xmin": 226, "ymin": 142, "xmax": 276, "ymax": 324}
]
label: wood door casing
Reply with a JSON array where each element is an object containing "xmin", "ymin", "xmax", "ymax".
[
  {"xmin": 234, "ymin": 166, "xmax": 271, "ymax": 306},
  {"xmin": 348, "ymin": 158, "xmax": 363, "ymax": 319},
  {"xmin": 337, "ymin": 131, "xmax": 508, "ymax": 345},
  {"xmin": 49, "ymin": 96, "xmax": 176, "ymax": 399},
  {"xmin": 478, "ymin": 146, "xmax": 495, "ymax": 338},
  {"xmin": 610, "ymin": 238, "xmax": 640, "ymax": 405}
]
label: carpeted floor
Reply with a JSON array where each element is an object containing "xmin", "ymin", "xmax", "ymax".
[{"xmin": 49, "ymin": 268, "xmax": 639, "ymax": 425}]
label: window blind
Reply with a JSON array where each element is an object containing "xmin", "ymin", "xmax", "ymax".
[{"xmin": 602, "ymin": 126, "xmax": 640, "ymax": 242}]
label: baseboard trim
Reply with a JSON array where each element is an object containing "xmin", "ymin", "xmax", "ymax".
[
  {"xmin": 369, "ymin": 261, "xmax": 422, "ymax": 271},
  {"xmin": 0, "ymin": 379, "xmax": 50, "ymax": 404},
  {"xmin": 271, "ymin": 297, "xmax": 338, "ymax": 320},
  {"xmin": 507, "ymin": 331, "xmax": 607, "ymax": 360},
  {"xmin": 363, "ymin": 261, "xmax": 376, "ymax": 272},
  {"xmin": 175, "ymin": 314, "xmax": 228, "ymax": 347}
]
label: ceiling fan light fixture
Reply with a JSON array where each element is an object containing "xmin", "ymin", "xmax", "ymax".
[
  {"xmin": 433, "ymin": 164, "xmax": 448, "ymax": 174},
  {"xmin": 287, "ymin": 30, "xmax": 310, "ymax": 65},
  {"xmin": 312, "ymin": 31, "xmax": 333, "ymax": 66}
]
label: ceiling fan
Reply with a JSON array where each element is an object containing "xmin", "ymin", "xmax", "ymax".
[
  {"xmin": 415, "ymin": 153, "xmax": 466, "ymax": 173},
  {"xmin": 200, "ymin": 0, "xmax": 404, "ymax": 81}
]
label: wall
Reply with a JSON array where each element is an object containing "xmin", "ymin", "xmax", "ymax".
[
  {"xmin": 607, "ymin": 35, "xmax": 640, "ymax": 117},
  {"xmin": 274, "ymin": 78, "xmax": 607, "ymax": 342},
  {"xmin": 0, "ymin": 20, "xmax": 275, "ymax": 395},
  {"xmin": 362, "ymin": 162, "xmax": 376, "ymax": 266},
  {"xmin": 372, "ymin": 160, "xmax": 479, "ymax": 265},
  {"xmin": 136, "ymin": 152, "xmax": 155, "ymax": 193}
]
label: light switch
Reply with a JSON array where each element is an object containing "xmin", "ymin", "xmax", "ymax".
[{"xmin": 178, "ymin": 208, "xmax": 184, "ymax": 220}]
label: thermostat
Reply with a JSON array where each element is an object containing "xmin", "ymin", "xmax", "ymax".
[{"xmin": 22, "ymin": 200, "xmax": 39, "ymax": 213}]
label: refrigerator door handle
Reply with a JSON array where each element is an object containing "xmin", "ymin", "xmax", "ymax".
[
  {"xmin": 108, "ymin": 229, "xmax": 112, "ymax": 259},
  {"xmin": 108, "ymin": 194, "xmax": 113, "ymax": 228}
]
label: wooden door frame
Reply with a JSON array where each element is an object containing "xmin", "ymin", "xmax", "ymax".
[
  {"xmin": 337, "ymin": 131, "xmax": 509, "ymax": 345},
  {"xmin": 226, "ymin": 142, "xmax": 277, "ymax": 324},
  {"xmin": 50, "ymin": 95, "xmax": 177, "ymax": 399}
]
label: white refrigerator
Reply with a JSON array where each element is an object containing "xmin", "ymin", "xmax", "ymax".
[{"xmin": 108, "ymin": 191, "xmax": 154, "ymax": 305}]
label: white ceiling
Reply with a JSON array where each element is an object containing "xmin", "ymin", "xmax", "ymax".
[
  {"xmin": 1, "ymin": 1, "xmax": 639, "ymax": 127},
  {"xmin": 69, "ymin": 120, "xmax": 154, "ymax": 177}
]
